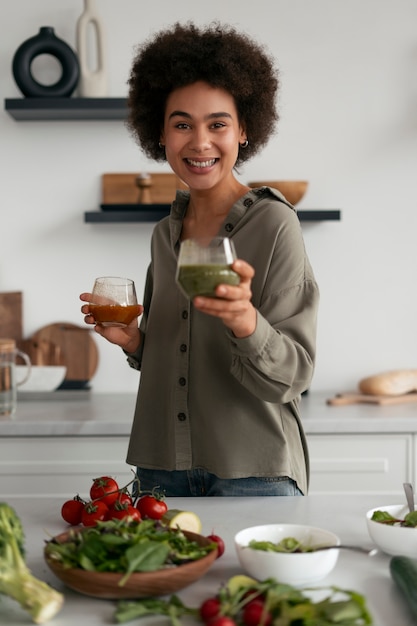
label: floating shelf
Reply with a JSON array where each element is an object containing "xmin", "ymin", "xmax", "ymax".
[
  {"xmin": 4, "ymin": 97, "xmax": 127, "ymax": 120},
  {"xmin": 85, "ymin": 206, "xmax": 341, "ymax": 223}
]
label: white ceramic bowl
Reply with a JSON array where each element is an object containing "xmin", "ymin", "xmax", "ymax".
[
  {"xmin": 16, "ymin": 365, "xmax": 67, "ymax": 392},
  {"xmin": 366, "ymin": 503, "xmax": 417, "ymax": 557},
  {"xmin": 234, "ymin": 523, "xmax": 340, "ymax": 587}
]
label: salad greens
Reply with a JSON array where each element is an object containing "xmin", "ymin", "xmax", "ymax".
[
  {"xmin": 248, "ymin": 536, "xmax": 322, "ymax": 553},
  {"xmin": 44, "ymin": 517, "xmax": 215, "ymax": 585},
  {"xmin": 371, "ymin": 510, "xmax": 417, "ymax": 527}
]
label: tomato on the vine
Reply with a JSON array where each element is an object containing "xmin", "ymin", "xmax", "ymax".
[
  {"xmin": 61, "ymin": 498, "xmax": 84, "ymax": 525},
  {"xmin": 200, "ymin": 597, "xmax": 221, "ymax": 623},
  {"xmin": 107, "ymin": 502, "xmax": 141, "ymax": 522},
  {"xmin": 114, "ymin": 491, "xmax": 133, "ymax": 506},
  {"xmin": 89, "ymin": 476, "xmax": 119, "ymax": 507},
  {"xmin": 207, "ymin": 534, "xmax": 225, "ymax": 558},
  {"xmin": 136, "ymin": 495, "xmax": 168, "ymax": 520},
  {"xmin": 242, "ymin": 600, "xmax": 272, "ymax": 626},
  {"xmin": 81, "ymin": 501, "xmax": 109, "ymax": 526}
]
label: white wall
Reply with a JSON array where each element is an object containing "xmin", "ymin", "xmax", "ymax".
[{"xmin": 1, "ymin": 0, "xmax": 416, "ymax": 394}]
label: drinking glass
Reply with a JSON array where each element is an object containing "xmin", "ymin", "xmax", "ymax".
[
  {"xmin": 176, "ymin": 237, "xmax": 240, "ymax": 299},
  {"xmin": 89, "ymin": 276, "xmax": 141, "ymax": 327}
]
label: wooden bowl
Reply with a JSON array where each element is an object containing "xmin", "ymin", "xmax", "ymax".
[
  {"xmin": 44, "ymin": 529, "xmax": 218, "ymax": 599},
  {"xmin": 248, "ymin": 180, "xmax": 308, "ymax": 206}
]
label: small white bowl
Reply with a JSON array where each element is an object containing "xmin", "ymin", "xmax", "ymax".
[
  {"xmin": 16, "ymin": 365, "xmax": 67, "ymax": 392},
  {"xmin": 366, "ymin": 504, "xmax": 416, "ymax": 557},
  {"xmin": 234, "ymin": 523, "xmax": 340, "ymax": 587}
]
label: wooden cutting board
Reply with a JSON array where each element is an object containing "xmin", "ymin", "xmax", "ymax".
[
  {"xmin": 102, "ymin": 172, "xmax": 187, "ymax": 204},
  {"xmin": 30, "ymin": 322, "xmax": 99, "ymax": 389},
  {"xmin": 327, "ymin": 392, "xmax": 417, "ymax": 406},
  {"xmin": 0, "ymin": 291, "xmax": 23, "ymax": 340}
]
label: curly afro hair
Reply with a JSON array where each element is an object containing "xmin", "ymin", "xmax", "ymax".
[{"xmin": 126, "ymin": 21, "xmax": 279, "ymax": 165}]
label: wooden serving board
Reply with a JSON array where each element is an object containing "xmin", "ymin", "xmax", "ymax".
[
  {"xmin": 327, "ymin": 392, "xmax": 417, "ymax": 406},
  {"xmin": 30, "ymin": 322, "xmax": 99, "ymax": 389},
  {"xmin": 0, "ymin": 291, "xmax": 23, "ymax": 340}
]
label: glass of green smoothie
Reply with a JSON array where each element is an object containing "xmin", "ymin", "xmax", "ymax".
[{"xmin": 176, "ymin": 237, "xmax": 240, "ymax": 299}]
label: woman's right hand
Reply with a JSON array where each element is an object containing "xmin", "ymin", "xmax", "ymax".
[{"xmin": 79, "ymin": 292, "xmax": 142, "ymax": 353}]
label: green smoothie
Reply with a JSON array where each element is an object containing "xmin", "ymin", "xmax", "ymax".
[{"xmin": 177, "ymin": 264, "xmax": 240, "ymax": 299}]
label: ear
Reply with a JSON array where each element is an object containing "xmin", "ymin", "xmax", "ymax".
[{"xmin": 239, "ymin": 125, "xmax": 247, "ymax": 144}]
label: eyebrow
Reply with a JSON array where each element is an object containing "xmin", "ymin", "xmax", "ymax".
[{"xmin": 168, "ymin": 110, "xmax": 233, "ymax": 121}]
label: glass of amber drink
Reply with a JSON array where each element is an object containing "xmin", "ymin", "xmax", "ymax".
[
  {"xmin": 89, "ymin": 277, "xmax": 141, "ymax": 327},
  {"xmin": 176, "ymin": 237, "xmax": 240, "ymax": 300}
]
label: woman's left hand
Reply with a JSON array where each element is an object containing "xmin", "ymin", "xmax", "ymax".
[{"xmin": 193, "ymin": 259, "xmax": 257, "ymax": 338}]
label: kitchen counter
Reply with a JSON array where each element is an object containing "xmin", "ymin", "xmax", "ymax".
[
  {"xmin": 1, "ymin": 390, "xmax": 417, "ymax": 437},
  {"xmin": 1, "ymin": 392, "xmax": 417, "ymax": 497},
  {"xmin": 2, "ymin": 493, "xmax": 414, "ymax": 625}
]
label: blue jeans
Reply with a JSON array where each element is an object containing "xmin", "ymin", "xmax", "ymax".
[{"xmin": 134, "ymin": 467, "xmax": 303, "ymax": 497}]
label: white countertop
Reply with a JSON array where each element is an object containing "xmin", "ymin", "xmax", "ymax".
[
  {"xmin": 2, "ymin": 494, "xmax": 414, "ymax": 625},
  {"xmin": 1, "ymin": 391, "xmax": 417, "ymax": 437}
]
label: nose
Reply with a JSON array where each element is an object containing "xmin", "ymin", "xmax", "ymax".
[{"xmin": 188, "ymin": 127, "xmax": 211, "ymax": 152}]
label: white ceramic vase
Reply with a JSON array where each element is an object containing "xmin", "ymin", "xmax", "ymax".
[{"xmin": 76, "ymin": 0, "xmax": 107, "ymax": 97}]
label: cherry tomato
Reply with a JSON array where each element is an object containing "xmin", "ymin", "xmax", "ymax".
[
  {"xmin": 115, "ymin": 491, "xmax": 133, "ymax": 506},
  {"xmin": 208, "ymin": 618, "xmax": 237, "ymax": 626},
  {"xmin": 200, "ymin": 597, "xmax": 221, "ymax": 623},
  {"xmin": 136, "ymin": 495, "xmax": 168, "ymax": 520},
  {"xmin": 61, "ymin": 498, "xmax": 84, "ymax": 525},
  {"xmin": 90, "ymin": 476, "xmax": 119, "ymax": 507},
  {"xmin": 107, "ymin": 502, "xmax": 141, "ymax": 522},
  {"xmin": 207, "ymin": 534, "xmax": 225, "ymax": 558},
  {"xmin": 242, "ymin": 600, "xmax": 272, "ymax": 626},
  {"xmin": 81, "ymin": 501, "xmax": 109, "ymax": 526}
]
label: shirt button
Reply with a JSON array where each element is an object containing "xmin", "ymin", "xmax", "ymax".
[
  {"xmin": 177, "ymin": 413, "xmax": 187, "ymax": 421},
  {"xmin": 225, "ymin": 223, "xmax": 233, "ymax": 232},
  {"xmin": 179, "ymin": 377, "xmax": 186, "ymax": 386},
  {"xmin": 244, "ymin": 198, "xmax": 253, "ymax": 207},
  {"xmin": 182, "ymin": 310, "xmax": 188, "ymax": 319},
  {"xmin": 180, "ymin": 343, "xmax": 187, "ymax": 352}
]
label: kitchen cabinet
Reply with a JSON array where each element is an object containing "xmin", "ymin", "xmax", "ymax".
[
  {"xmin": 307, "ymin": 433, "xmax": 413, "ymax": 495},
  {"xmin": 0, "ymin": 436, "xmax": 134, "ymax": 497}
]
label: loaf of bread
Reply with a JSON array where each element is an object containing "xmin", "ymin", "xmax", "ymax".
[{"xmin": 359, "ymin": 370, "xmax": 417, "ymax": 396}]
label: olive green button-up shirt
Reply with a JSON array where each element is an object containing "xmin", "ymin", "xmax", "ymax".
[{"xmin": 125, "ymin": 187, "xmax": 319, "ymax": 494}]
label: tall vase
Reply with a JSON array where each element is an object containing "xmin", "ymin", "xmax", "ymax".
[{"xmin": 76, "ymin": 0, "xmax": 107, "ymax": 97}]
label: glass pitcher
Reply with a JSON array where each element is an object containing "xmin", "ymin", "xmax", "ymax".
[{"xmin": 0, "ymin": 338, "xmax": 31, "ymax": 416}]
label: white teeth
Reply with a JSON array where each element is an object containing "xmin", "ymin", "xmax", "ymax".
[{"xmin": 187, "ymin": 158, "xmax": 216, "ymax": 168}]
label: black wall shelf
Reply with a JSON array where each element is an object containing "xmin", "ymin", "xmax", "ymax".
[
  {"xmin": 85, "ymin": 206, "xmax": 341, "ymax": 224},
  {"xmin": 5, "ymin": 97, "xmax": 127, "ymax": 120}
]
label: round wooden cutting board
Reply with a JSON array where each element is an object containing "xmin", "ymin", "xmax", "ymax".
[{"xmin": 30, "ymin": 322, "xmax": 99, "ymax": 389}]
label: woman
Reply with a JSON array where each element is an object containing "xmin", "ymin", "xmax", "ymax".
[{"xmin": 80, "ymin": 22, "xmax": 319, "ymax": 497}]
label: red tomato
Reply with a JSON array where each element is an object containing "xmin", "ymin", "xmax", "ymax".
[
  {"xmin": 208, "ymin": 618, "xmax": 237, "ymax": 626},
  {"xmin": 136, "ymin": 495, "xmax": 168, "ymax": 520},
  {"xmin": 242, "ymin": 600, "xmax": 272, "ymax": 626},
  {"xmin": 207, "ymin": 534, "xmax": 225, "ymax": 558},
  {"xmin": 107, "ymin": 502, "xmax": 141, "ymax": 522},
  {"xmin": 200, "ymin": 597, "xmax": 221, "ymax": 623},
  {"xmin": 115, "ymin": 492, "xmax": 133, "ymax": 506},
  {"xmin": 61, "ymin": 498, "xmax": 84, "ymax": 525},
  {"xmin": 89, "ymin": 476, "xmax": 119, "ymax": 507},
  {"xmin": 81, "ymin": 501, "xmax": 109, "ymax": 526}
]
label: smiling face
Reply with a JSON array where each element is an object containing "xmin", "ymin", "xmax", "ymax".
[{"xmin": 160, "ymin": 81, "xmax": 247, "ymax": 193}]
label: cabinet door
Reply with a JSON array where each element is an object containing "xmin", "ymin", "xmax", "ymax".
[
  {"xmin": 307, "ymin": 434, "xmax": 412, "ymax": 495},
  {"xmin": 0, "ymin": 437, "xmax": 134, "ymax": 497}
]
